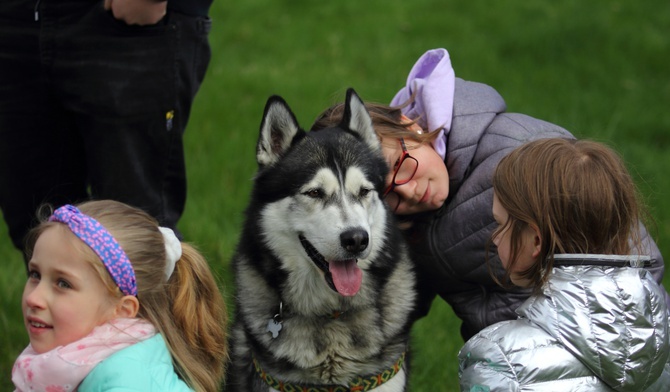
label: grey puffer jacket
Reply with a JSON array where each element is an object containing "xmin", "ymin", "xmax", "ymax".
[
  {"xmin": 407, "ymin": 78, "xmax": 668, "ymax": 340},
  {"xmin": 458, "ymin": 254, "xmax": 670, "ymax": 391}
]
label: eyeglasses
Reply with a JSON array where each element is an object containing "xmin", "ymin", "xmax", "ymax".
[{"xmin": 383, "ymin": 138, "xmax": 419, "ymax": 212}]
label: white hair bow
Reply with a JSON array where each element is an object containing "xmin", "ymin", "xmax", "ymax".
[{"xmin": 159, "ymin": 227, "xmax": 182, "ymax": 280}]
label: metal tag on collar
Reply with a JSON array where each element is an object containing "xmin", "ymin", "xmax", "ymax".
[{"xmin": 266, "ymin": 302, "xmax": 283, "ymax": 339}]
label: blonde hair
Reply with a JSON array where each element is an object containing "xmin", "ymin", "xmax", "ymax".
[
  {"xmin": 25, "ymin": 200, "xmax": 228, "ymax": 392},
  {"xmin": 491, "ymin": 138, "xmax": 646, "ymax": 291}
]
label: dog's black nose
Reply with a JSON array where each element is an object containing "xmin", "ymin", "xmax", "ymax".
[{"xmin": 340, "ymin": 228, "xmax": 369, "ymax": 253}]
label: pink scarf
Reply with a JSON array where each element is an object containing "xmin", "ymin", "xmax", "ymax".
[{"xmin": 12, "ymin": 318, "xmax": 156, "ymax": 392}]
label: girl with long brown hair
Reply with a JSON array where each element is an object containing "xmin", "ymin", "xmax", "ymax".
[{"xmin": 459, "ymin": 138, "xmax": 670, "ymax": 391}]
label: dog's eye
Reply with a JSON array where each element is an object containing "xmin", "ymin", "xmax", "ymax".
[
  {"xmin": 359, "ymin": 188, "xmax": 372, "ymax": 198},
  {"xmin": 303, "ymin": 189, "xmax": 323, "ymax": 198}
]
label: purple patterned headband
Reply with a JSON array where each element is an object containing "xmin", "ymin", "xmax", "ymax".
[{"xmin": 49, "ymin": 205, "xmax": 137, "ymax": 296}]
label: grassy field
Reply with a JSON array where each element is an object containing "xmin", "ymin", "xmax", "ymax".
[{"xmin": 2, "ymin": 1, "xmax": 669, "ymax": 390}]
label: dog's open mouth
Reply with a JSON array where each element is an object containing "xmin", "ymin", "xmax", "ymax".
[{"xmin": 299, "ymin": 235, "xmax": 362, "ymax": 296}]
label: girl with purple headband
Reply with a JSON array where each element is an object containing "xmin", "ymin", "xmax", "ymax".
[{"xmin": 12, "ymin": 200, "xmax": 228, "ymax": 392}]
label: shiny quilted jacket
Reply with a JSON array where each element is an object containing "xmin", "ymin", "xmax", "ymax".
[{"xmin": 459, "ymin": 254, "xmax": 670, "ymax": 391}]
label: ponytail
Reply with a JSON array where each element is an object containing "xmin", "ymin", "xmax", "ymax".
[
  {"xmin": 163, "ymin": 243, "xmax": 229, "ymax": 391},
  {"xmin": 45, "ymin": 200, "xmax": 229, "ymax": 391}
]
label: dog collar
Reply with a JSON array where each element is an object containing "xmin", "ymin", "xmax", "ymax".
[{"xmin": 252, "ymin": 352, "xmax": 406, "ymax": 392}]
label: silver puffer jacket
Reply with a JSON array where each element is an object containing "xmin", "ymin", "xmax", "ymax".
[{"xmin": 459, "ymin": 254, "xmax": 670, "ymax": 391}]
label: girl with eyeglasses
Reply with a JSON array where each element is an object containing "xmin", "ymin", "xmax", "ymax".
[{"xmin": 311, "ymin": 48, "xmax": 669, "ymax": 341}]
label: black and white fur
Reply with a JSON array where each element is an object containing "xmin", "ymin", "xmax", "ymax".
[{"xmin": 226, "ymin": 89, "xmax": 417, "ymax": 391}]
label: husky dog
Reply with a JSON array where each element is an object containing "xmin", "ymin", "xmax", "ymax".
[{"xmin": 226, "ymin": 89, "xmax": 417, "ymax": 392}]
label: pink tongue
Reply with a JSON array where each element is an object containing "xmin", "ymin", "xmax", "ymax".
[{"xmin": 329, "ymin": 259, "xmax": 362, "ymax": 296}]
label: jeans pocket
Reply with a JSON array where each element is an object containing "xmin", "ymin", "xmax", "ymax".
[
  {"xmin": 98, "ymin": 4, "xmax": 169, "ymax": 35},
  {"xmin": 169, "ymin": 12, "xmax": 212, "ymax": 94}
]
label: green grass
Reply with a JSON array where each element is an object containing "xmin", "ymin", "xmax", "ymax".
[{"xmin": 2, "ymin": 1, "xmax": 669, "ymax": 390}]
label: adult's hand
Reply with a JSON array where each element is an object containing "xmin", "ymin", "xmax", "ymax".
[{"xmin": 104, "ymin": 0, "xmax": 167, "ymax": 26}]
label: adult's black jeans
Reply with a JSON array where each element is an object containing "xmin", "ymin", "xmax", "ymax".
[{"xmin": 0, "ymin": 0, "xmax": 212, "ymax": 254}]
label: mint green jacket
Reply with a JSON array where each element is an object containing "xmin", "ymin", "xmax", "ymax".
[{"xmin": 79, "ymin": 334, "xmax": 192, "ymax": 391}]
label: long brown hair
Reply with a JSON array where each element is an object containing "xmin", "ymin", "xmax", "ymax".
[
  {"xmin": 491, "ymin": 138, "xmax": 646, "ymax": 291},
  {"xmin": 25, "ymin": 200, "xmax": 228, "ymax": 392}
]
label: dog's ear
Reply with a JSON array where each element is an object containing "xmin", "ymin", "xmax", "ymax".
[
  {"xmin": 257, "ymin": 95, "xmax": 303, "ymax": 167},
  {"xmin": 341, "ymin": 88, "xmax": 380, "ymax": 153}
]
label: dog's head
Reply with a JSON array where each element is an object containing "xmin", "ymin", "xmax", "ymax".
[{"xmin": 251, "ymin": 89, "xmax": 390, "ymax": 298}]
